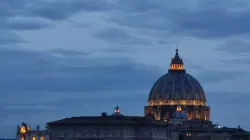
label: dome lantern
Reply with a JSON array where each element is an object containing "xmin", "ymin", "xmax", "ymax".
[{"xmin": 169, "ymin": 48, "xmax": 185, "ymax": 72}]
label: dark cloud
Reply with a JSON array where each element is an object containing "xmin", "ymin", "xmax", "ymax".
[
  {"xmin": 193, "ymin": 69, "xmax": 247, "ymax": 84},
  {"xmin": 1, "ymin": 0, "xmax": 250, "ymax": 45},
  {"xmin": 97, "ymin": 48, "xmax": 133, "ymax": 53},
  {"xmin": 221, "ymin": 58, "xmax": 250, "ymax": 65},
  {"xmin": 0, "ymin": 32, "xmax": 27, "ymax": 45},
  {"xmin": 26, "ymin": 0, "xmax": 113, "ymax": 21},
  {"xmin": 0, "ymin": 0, "xmax": 115, "ymax": 45},
  {"xmin": 0, "ymin": 0, "xmax": 112, "ymax": 23},
  {"xmin": 184, "ymin": 59, "xmax": 204, "ymax": 70},
  {"xmin": 0, "ymin": 1, "xmax": 54, "ymax": 30},
  {"xmin": 0, "ymin": 48, "xmax": 160, "ymax": 94},
  {"xmin": 215, "ymin": 40, "xmax": 250, "ymax": 54},
  {"xmin": 167, "ymin": 9, "xmax": 250, "ymax": 38},
  {"xmin": 49, "ymin": 49, "xmax": 92, "ymax": 56},
  {"xmin": 2, "ymin": 17, "xmax": 55, "ymax": 30},
  {"xmin": 109, "ymin": 0, "xmax": 250, "ymax": 38},
  {"xmin": 115, "ymin": 0, "xmax": 162, "ymax": 13},
  {"xmin": 94, "ymin": 27, "xmax": 152, "ymax": 45},
  {"xmin": 0, "ymin": 1, "xmax": 50, "ymax": 45}
]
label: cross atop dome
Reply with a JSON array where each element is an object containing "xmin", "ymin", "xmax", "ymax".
[{"xmin": 176, "ymin": 45, "xmax": 179, "ymax": 52}]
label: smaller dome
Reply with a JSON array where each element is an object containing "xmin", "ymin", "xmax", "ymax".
[
  {"xmin": 171, "ymin": 111, "xmax": 188, "ymax": 119},
  {"xmin": 111, "ymin": 105, "xmax": 123, "ymax": 116},
  {"xmin": 171, "ymin": 106, "xmax": 187, "ymax": 119}
]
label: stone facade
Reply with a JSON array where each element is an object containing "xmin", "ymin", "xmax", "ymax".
[
  {"xmin": 172, "ymin": 119, "xmax": 250, "ymax": 140},
  {"xmin": 144, "ymin": 105, "xmax": 210, "ymax": 121},
  {"xmin": 46, "ymin": 115, "xmax": 172, "ymax": 140},
  {"xmin": 49, "ymin": 125, "xmax": 171, "ymax": 140}
]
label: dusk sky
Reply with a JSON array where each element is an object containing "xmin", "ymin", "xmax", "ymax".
[{"xmin": 1, "ymin": 0, "xmax": 250, "ymax": 138}]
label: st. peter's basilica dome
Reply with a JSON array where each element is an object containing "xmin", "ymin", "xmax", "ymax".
[{"xmin": 148, "ymin": 49, "xmax": 206, "ymax": 106}]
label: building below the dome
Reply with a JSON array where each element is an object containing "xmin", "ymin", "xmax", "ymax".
[
  {"xmin": 145, "ymin": 49, "xmax": 210, "ymax": 121},
  {"xmin": 172, "ymin": 119, "xmax": 250, "ymax": 140},
  {"xmin": 16, "ymin": 106, "xmax": 250, "ymax": 140},
  {"xmin": 16, "ymin": 106, "xmax": 172, "ymax": 140}
]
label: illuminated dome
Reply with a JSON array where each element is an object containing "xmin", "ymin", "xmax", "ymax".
[{"xmin": 148, "ymin": 49, "xmax": 206, "ymax": 106}]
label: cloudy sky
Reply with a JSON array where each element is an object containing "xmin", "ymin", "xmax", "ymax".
[{"xmin": 1, "ymin": 0, "xmax": 250, "ymax": 137}]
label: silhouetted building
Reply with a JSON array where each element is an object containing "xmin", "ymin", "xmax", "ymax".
[
  {"xmin": 172, "ymin": 118, "xmax": 250, "ymax": 140},
  {"xmin": 46, "ymin": 106, "xmax": 172, "ymax": 140}
]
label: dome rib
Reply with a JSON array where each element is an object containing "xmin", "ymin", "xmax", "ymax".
[
  {"xmin": 180, "ymin": 74, "xmax": 185, "ymax": 99},
  {"xmin": 172, "ymin": 73, "xmax": 177, "ymax": 100},
  {"xmin": 162, "ymin": 73, "xmax": 171, "ymax": 99},
  {"xmin": 185, "ymin": 73, "xmax": 196, "ymax": 100}
]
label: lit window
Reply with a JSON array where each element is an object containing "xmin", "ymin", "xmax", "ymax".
[
  {"xmin": 40, "ymin": 136, "xmax": 44, "ymax": 140},
  {"xmin": 32, "ymin": 136, "xmax": 36, "ymax": 140},
  {"xmin": 20, "ymin": 126, "xmax": 26, "ymax": 133},
  {"xmin": 176, "ymin": 106, "xmax": 182, "ymax": 112}
]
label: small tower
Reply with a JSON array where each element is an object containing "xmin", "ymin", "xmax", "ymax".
[
  {"xmin": 111, "ymin": 105, "xmax": 123, "ymax": 116},
  {"xmin": 16, "ymin": 122, "xmax": 49, "ymax": 140},
  {"xmin": 115, "ymin": 105, "xmax": 120, "ymax": 113},
  {"xmin": 17, "ymin": 122, "xmax": 30, "ymax": 140}
]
